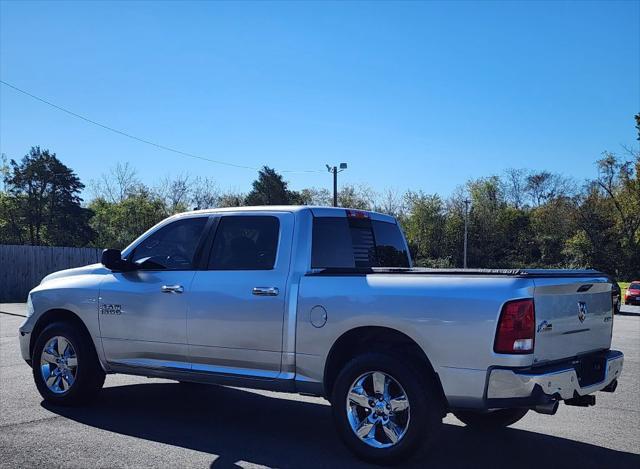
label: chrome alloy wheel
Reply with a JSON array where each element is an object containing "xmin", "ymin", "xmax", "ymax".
[
  {"xmin": 346, "ymin": 371, "xmax": 410, "ymax": 448},
  {"xmin": 40, "ymin": 336, "xmax": 78, "ymax": 394}
]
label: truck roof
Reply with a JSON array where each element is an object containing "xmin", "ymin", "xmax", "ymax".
[{"xmin": 174, "ymin": 205, "xmax": 397, "ymax": 223}]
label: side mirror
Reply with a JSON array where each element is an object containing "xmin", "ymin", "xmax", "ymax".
[{"xmin": 101, "ymin": 249, "xmax": 134, "ymax": 271}]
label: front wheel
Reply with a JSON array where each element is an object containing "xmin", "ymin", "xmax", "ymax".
[
  {"xmin": 32, "ymin": 321, "xmax": 105, "ymax": 406},
  {"xmin": 331, "ymin": 353, "xmax": 443, "ymax": 465},
  {"xmin": 453, "ymin": 408, "xmax": 528, "ymax": 429}
]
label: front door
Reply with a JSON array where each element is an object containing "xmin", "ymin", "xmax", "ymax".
[
  {"xmin": 99, "ymin": 216, "xmax": 209, "ymax": 370},
  {"xmin": 187, "ymin": 212, "xmax": 293, "ymax": 378}
]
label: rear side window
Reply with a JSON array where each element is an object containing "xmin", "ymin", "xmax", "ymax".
[
  {"xmin": 130, "ymin": 217, "xmax": 208, "ymax": 270},
  {"xmin": 311, "ymin": 216, "xmax": 410, "ymax": 269},
  {"xmin": 208, "ymin": 216, "xmax": 279, "ymax": 270}
]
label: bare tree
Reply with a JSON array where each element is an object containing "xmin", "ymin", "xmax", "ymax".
[
  {"xmin": 525, "ymin": 171, "xmax": 573, "ymax": 207},
  {"xmin": 155, "ymin": 173, "xmax": 191, "ymax": 214},
  {"xmin": 217, "ymin": 190, "xmax": 246, "ymax": 208},
  {"xmin": 191, "ymin": 176, "xmax": 220, "ymax": 210},
  {"xmin": 502, "ymin": 168, "xmax": 529, "ymax": 209},
  {"xmin": 374, "ymin": 188, "xmax": 405, "ymax": 218},
  {"xmin": 299, "ymin": 187, "xmax": 332, "ymax": 206},
  {"xmin": 90, "ymin": 162, "xmax": 140, "ymax": 203},
  {"xmin": 339, "ymin": 184, "xmax": 376, "ymax": 210}
]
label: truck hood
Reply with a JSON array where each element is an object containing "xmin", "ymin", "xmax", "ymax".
[{"xmin": 40, "ymin": 263, "xmax": 109, "ymax": 285}]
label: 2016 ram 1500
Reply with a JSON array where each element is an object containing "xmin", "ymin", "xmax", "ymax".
[{"xmin": 18, "ymin": 206, "xmax": 624, "ymax": 463}]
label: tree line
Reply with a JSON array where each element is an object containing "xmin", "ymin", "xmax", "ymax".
[{"xmin": 1, "ymin": 115, "xmax": 638, "ymax": 280}]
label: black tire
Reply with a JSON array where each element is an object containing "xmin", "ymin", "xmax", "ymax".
[
  {"xmin": 331, "ymin": 353, "xmax": 443, "ymax": 465},
  {"xmin": 32, "ymin": 321, "xmax": 105, "ymax": 406},
  {"xmin": 177, "ymin": 380, "xmax": 209, "ymax": 388},
  {"xmin": 453, "ymin": 408, "xmax": 528, "ymax": 429}
]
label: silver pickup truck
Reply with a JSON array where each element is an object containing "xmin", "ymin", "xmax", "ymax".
[{"xmin": 19, "ymin": 206, "xmax": 624, "ymax": 463}]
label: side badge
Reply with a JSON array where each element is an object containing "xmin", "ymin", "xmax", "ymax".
[
  {"xmin": 537, "ymin": 320, "xmax": 553, "ymax": 333},
  {"xmin": 100, "ymin": 304, "xmax": 122, "ymax": 315}
]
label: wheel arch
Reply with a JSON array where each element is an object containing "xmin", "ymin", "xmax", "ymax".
[
  {"xmin": 30, "ymin": 308, "xmax": 95, "ymax": 360},
  {"xmin": 323, "ymin": 326, "xmax": 447, "ymax": 411}
]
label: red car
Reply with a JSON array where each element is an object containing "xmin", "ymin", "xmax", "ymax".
[{"xmin": 625, "ymin": 281, "xmax": 640, "ymax": 306}]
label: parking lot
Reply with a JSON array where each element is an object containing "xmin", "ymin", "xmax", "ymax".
[{"xmin": 1, "ymin": 303, "xmax": 639, "ymax": 468}]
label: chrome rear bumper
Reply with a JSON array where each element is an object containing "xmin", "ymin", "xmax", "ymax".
[{"xmin": 487, "ymin": 350, "xmax": 623, "ymax": 401}]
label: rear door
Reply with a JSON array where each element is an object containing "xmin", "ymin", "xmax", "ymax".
[
  {"xmin": 533, "ymin": 276, "xmax": 613, "ymax": 364},
  {"xmin": 187, "ymin": 212, "xmax": 294, "ymax": 378}
]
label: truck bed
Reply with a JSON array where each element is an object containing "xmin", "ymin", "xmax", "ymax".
[{"xmin": 309, "ymin": 267, "xmax": 606, "ymax": 278}]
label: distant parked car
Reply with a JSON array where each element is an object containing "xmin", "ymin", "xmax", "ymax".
[{"xmin": 624, "ymin": 281, "xmax": 640, "ymax": 306}]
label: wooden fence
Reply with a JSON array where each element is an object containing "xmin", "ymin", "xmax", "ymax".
[{"xmin": 0, "ymin": 245, "xmax": 103, "ymax": 302}]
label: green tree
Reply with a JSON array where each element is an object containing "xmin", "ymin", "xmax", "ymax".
[
  {"xmin": 402, "ymin": 191, "xmax": 449, "ymax": 266},
  {"xmin": 337, "ymin": 184, "xmax": 375, "ymax": 210},
  {"xmin": 568, "ymin": 151, "xmax": 640, "ymax": 278},
  {"xmin": 245, "ymin": 166, "xmax": 301, "ymax": 205},
  {"xmin": 3, "ymin": 147, "xmax": 94, "ymax": 246},
  {"xmin": 89, "ymin": 188, "xmax": 167, "ymax": 249},
  {"xmin": 529, "ymin": 197, "xmax": 578, "ymax": 266}
]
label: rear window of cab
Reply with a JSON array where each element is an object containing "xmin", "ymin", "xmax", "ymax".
[{"xmin": 311, "ymin": 216, "xmax": 410, "ymax": 269}]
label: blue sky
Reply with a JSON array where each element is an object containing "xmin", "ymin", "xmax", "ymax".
[{"xmin": 1, "ymin": 1, "xmax": 638, "ymax": 200}]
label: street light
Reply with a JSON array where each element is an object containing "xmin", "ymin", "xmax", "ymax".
[{"xmin": 326, "ymin": 163, "xmax": 348, "ymax": 207}]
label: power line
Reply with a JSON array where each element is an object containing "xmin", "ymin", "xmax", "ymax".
[{"xmin": 0, "ymin": 80, "xmax": 324, "ymax": 174}]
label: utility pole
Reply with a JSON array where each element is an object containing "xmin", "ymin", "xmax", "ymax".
[
  {"xmin": 326, "ymin": 163, "xmax": 347, "ymax": 207},
  {"xmin": 463, "ymin": 198, "xmax": 470, "ymax": 269}
]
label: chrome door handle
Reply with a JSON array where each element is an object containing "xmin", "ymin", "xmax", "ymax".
[
  {"xmin": 252, "ymin": 287, "xmax": 279, "ymax": 296},
  {"xmin": 161, "ymin": 285, "xmax": 184, "ymax": 294}
]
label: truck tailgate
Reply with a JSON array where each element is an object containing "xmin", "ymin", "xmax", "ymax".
[{"xmin": 533, "ymin": 276, "xmax": 613, "ymax": 364}]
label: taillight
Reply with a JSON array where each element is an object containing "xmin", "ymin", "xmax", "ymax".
[{"xmin": 494, "ymin": 299, "xmax": 535, "ymax": 354}]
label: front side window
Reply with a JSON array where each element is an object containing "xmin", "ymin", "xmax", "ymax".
[
  {"xmin": 311, "ymin": 216, "xmax": 410, "ymax": 269},
  {"xmin": 208, "ymin": 216, "xmax": 280, "ymax": 270},
  {"xmin": 130, "ymin": 217, "xmax": 208, "ymax": 270}
]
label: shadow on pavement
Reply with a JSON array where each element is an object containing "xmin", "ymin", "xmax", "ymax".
[{"xmin": 43, "ymin": 383, "xmax": 640, "ymax": 469}]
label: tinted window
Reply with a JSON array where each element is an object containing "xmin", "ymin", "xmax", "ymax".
[
  {"xmin": 349, "ymin": 218, "xmax": 378, "ymax": 268},
  {"xmin": 630, "ymin": 283, "xmax": 640, "ymax": 290},
  {"xmin": 311, "ymin": 218, "xmax": 355, "ymax": 268},
  {"xmin": 208, "ymin": 216, "xmax": 279, "ymax": 270},
  {"xmin": 130, "ymin": 217, "xmax": 208, "ymax": 270},
  {"xmin": 372, "ymin": 220, "xmax": 411, "ymax": 267},
  {"xmin": 311, "ymin": 216, "xmax": 410, "ymax": 269}
]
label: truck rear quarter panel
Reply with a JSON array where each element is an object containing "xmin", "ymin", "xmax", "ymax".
[{"xmin": 296, "ymin": 274, "xmax": 535, "ymax": 407}]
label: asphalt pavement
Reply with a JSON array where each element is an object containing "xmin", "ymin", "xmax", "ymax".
[{"xmin": 1, "ymin": 303, "xmax": 639, "ymax": 468}]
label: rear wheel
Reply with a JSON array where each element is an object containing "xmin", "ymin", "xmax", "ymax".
[
  {"xmin": 453, "ymin": 408, "xmax": 528, "ymax": 429},
  {"xmin": 331, "ymin": 353, "xmax": 442, "ymax": 465},
  {"xmin": 32, "ymin": 321, "xmax": 105, "ymax": 405}
]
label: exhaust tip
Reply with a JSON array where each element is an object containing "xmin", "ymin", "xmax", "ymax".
[{"xmin": 534, "ymin": 400, "xmax": 559, "ymax": 415}]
